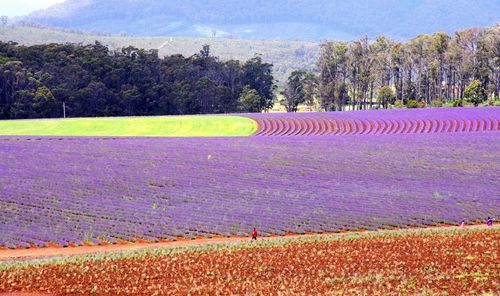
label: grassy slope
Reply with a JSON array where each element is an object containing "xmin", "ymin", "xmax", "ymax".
[{"xmin": 0, "ymin": 116, "xmax": 257, "ymax": 137}]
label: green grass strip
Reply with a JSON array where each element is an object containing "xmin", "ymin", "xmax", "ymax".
[
  {"xmin": 1, "ymin": 226, "xmax": 497, "ymax": 271},
  {"xmin": 0, "ymin": 116, "xmax": 257, "ymax": 137}
]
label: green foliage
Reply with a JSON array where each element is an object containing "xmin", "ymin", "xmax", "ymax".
[
  {"xmin": 2, "ymin": 24, "xmax": 499, "ymax": 115},
  {"xmin": 417, "ymin": 101, "xmax": 427, "ymax": 108},
  {"xmin": 406, "ymin": 100, "xmax": 420, "ymax": 108},
  {"xmin": 464, "ymin": 80, "xmax": 487, "ymax": 107},
  {"xmin": 431, "ymin": 99, "xmax": 443, "ymax": 107},
  {"xmin": 452, "ymin": 99, "xmax": 464, "ymax": 107},
  {"xmin": 0, "ymin": 26, "xmax": 318, "ymax": 86},
  {"xmin": 377, "ymin": 85, "xmax": 395, "ymax": 109},
  {"xmin": 318, "ymin": 41, "xmax": 350, "ymax": 111},
  {"xmin": 406, "ymin": 100, "xmax": 426, "ymax": 109},
  {"xmin": 238, "ymin": 87, "xmax": 262, "ymax": 113},
  {"xmin": 32, "ymin": 86, "xmax": 58, "ymax": 117},
  {"xmin": 316, "ymin": 25, "xmax": 498, "ymax": 111},
  {"xmin": 242, "ymin": 56, "xmax": 276, "ymax": 111},
  {"xmin": 393, "ymin": 99, "xmax": 404, "ymax": 108},
  {"xmin": 403, "ymin": 83, "xmax": 417, "ymax": 103},
  {"xmin": 0, "ymin": 54, "xmax": 8, "ymax": 65},
  {"xmin": 281, "ymin": 71, "xmax": 318, "ymax": 112},
  {"xmin": 0, "ymin": 42, "xmax": 276, "ymax": 119}
]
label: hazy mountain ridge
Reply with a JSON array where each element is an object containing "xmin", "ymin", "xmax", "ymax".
[{"xmin": 21, "ymin": 0, "xmax": 500, "ymax": 40}]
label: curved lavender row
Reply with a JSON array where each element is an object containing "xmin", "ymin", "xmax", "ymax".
[
  {"xmin": 0, "ymin": 133, "xmax": 498, "ymax": 248},
  {"xmin": 247, "ymin": 107, "xmax": 500, "ymax": 136}
]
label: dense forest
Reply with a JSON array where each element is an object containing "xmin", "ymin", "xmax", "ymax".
[
  {"xmin": 0, "ymin": 43, "xmax": 274, "ymax": 119},
  {"xmin": 281, "ymin": 25, "xmax": 500, "ymax": 112}
]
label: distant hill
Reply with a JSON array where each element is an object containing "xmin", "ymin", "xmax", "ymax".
[
  {"xmin": 19, "ymin": 0, "xmax": 500, "ymax": 40},
  {"xmin": 0, "ymin": 26, "xmax": 319, "ymax": 84}
]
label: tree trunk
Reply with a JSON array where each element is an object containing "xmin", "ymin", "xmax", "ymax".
[{"xmin": 369, "ymin": 81, "xmax": 374, "ymax": 109}]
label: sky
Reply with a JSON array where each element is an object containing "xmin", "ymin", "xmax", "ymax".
[{"xmin": 0, "ymin": 0, "xmax": 65, "ymax": 17}]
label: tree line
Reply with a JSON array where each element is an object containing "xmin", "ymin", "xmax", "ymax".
[
  {"xmin": 0, "ymin": 42, "xmax": 275, "ymax": 119},
  {"xmin": 281, "ymin": 25, "xmax": 500, "ymax": 111},
  {"xmin": 1, "ymin": 25, "xmax": 498, "ymax": 119}
]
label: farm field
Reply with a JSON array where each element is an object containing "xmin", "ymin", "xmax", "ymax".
[
  {"xmin": 250, "ymin": 107, "xmax": 500, "ymax": 136},
  {"xmin": 0, "ymin": 227, "xmax": 498, "ymax": 295},
  {"xmin": 1, "ymin": 131, "xmax": 498, "ymax": 249},
  {"xmin": 0, "ymin": 107, "xmax": 498, "ymax": 137},
  {"xmin": 0, "ymin": 116, "xmax": 257, "ymax": 137}
]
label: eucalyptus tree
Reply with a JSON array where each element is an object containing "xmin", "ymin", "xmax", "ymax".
[
  {"xmin": 313, "ymin": 25, "xmax": 499, "ymax": 110},
  {"xmin": 281, "ymin": 70, "xmax": 318, "ymax": 112},
  {"xmin": 318, "ymin": 41, "xmax": 350, "ymax": 111}
]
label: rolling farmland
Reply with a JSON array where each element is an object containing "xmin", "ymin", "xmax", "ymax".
[
  {"xmin": 1, "ymin": 0, "xmax": 499, "ymax": 292},
  {"xmin": 1, "ymin": 107, "xmax": 499, "ymax": 294},
  {"xmin": 1, "ymin": 125, "xmax": 498, "ymax": 248},
  {"xmin": 0, "ymin": 107, "xmax": 497, "ymax": 138}
]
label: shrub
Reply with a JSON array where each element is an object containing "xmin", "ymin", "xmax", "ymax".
[
  {"xmin": 406, "ymin": 100, "xmax": 419, "ymax": 108},
  {"xmin": 452, "ymin": 99, "xmax": 463, "ymax": 107},
  {"xmin": 377, "ymin": 85, "xmax": 395, "ymax": 108},
  {"xmin": 464, "ymin": 80, "xmax": 486, "ymax": 107},
  {"xmin": 431, "ymin": 99, "xmax": 443, "ymax": 107},
  {"xmin": 394, "ymin": 99, "xmax": 404, "ymax": 108},
  {"xmin": 485, "ymin": 99, "xmax": 500, "ymax": 106}
]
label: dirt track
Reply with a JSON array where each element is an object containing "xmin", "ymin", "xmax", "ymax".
[
  {"xmin": 0, "ymin": 235, "xmax": 248, "ymax": 261},
  {"xmin": 0, "ymin": 224, "xmax": 493, "ymax": 261}
]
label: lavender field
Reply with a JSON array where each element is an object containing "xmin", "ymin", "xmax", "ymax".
[
  {"xmin": 1, "ymin": 132, "xmax": 499, "ymax": 248},
  {"xmin": 248, "ymin": 107, "xmax": 500, "ymax": 136}
]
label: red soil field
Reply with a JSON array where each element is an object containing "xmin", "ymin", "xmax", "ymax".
[
  {"xmin": 0, "ymin": 224, "xmax": 479, "ymax": 261},
  {"xmin": 1, "ymin": 230, "xmax": 497, "ymax": 295}
]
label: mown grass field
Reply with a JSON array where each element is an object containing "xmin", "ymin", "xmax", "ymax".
[{"xmin": 0, "ymin": 116, "xmax": 257, "ymax": 137}]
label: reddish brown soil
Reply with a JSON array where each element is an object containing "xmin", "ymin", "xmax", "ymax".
[
  {"xmin": 0, "ymin": 224, "xmax": 485, "ymax": 261},
  {"xmin": 0, "ymin": 294, "xmax": 53, "ymax": 296},
  {"xmin": 0, "ymin": 235, "xmax": 244, "ymax": 261},
  {"xmin": 0, "ymin": 227, "xmax": 498, "ymax": 295}
]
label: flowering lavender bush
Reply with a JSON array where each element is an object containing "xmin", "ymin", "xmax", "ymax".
[{"xmin": 1, "ymin": 131, "xmax": 498, "ymax": 248}]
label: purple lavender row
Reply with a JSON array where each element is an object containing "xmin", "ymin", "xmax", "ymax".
[
  {"xmin": 0, "ymin": 132, "xmax": 499, "ymax": 248},
  {"xmin": 245, "ymin": 107, "xmax": 499, "ymax": 136}
]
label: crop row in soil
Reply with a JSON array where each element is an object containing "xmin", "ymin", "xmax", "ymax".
[{"xmin": 0, "ymin": 229, "xmax": 497, "ymax": 295}]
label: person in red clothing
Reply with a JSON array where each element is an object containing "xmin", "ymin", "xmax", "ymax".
[{"xmin": 251, "ymin": 228, "xmax": 257, "ymax": 240}]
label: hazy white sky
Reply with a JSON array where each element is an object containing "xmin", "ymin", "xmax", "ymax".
[{"xmin": 0, "ymin": 0, "xmax": 65, "ymax": 17}]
